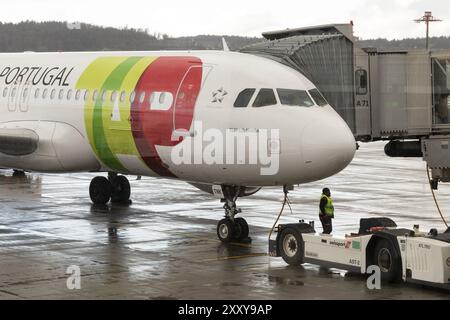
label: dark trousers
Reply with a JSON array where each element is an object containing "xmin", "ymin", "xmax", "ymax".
[{"xmin": 319, "ymin": 214, "xmax": 332, "ymax": 234}]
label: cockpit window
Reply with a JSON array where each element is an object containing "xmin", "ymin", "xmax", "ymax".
[
  {"xmin": 308, "ymin": 89, "xmax": 328, "ymax": 107},
  {"xmin": 253, "ymin": 88, "xmax": 277, "ymax": 108},
  {"xmin": 277, "ymin": 89, "xmax": 314, "ymax": 107},
  {"xmin": 234, "ymin": 88, "xmax": 255, "ymax": 108}
]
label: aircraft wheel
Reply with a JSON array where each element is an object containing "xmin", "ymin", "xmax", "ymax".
[
  {"xmin": 279, "ymin": 227, "xmax": 304, "ymax": 266},
  {"xmin": 373, "ymin": 239, "xmax": 401, "ymax": 282},
  {"xmin": 111, "ymin": 175, "xmax": 131, "ymax": 203},
  {"xmin": 234, "ymin": 217, "xmax": 249, "ymax": 240},
  {"xmin": 89, "ymin": 176, "xmax": 112, "ymax": 205},
  {"xmin": 217, "ymin": 219, "xmax": 236, "ymax": 243}
]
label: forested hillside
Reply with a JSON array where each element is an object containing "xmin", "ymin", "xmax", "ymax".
[{"xmin": 0, "ymin": 21, "xmax": 448, "ymax": 52}]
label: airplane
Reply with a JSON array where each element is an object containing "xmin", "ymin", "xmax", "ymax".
[{"xmin": 0, "ymin": 50, "xmax": 356, "ymax": 243}]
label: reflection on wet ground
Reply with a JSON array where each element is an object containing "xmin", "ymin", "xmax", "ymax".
[{"xmin": 0, "ymin": 142, "xmax": 449, "ymax": 299}]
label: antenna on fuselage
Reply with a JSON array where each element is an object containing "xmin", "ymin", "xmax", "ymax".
[{"xmin": 222, "ymin": 37, "xmax": 230, "ymax": 52}]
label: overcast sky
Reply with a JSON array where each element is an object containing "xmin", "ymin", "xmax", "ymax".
[{"xmin": 1, "ymin": 0, "xmax": 449, "ymax": 39}]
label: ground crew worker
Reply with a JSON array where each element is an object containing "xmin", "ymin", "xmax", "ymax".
[{"xmin": 319, "ymin": 188, "xmax": 334, "ymax": 234}]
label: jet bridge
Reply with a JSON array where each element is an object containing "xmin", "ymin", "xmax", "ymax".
[{"xmin": 241, "ymin": 23, "xmax": 450, "ymax": 186}]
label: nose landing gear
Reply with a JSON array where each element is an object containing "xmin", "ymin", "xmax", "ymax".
[
  {"xmin": 89, "ymin": 172, "xmax": 131, "ymax": 205},
  {"xmin": 216, "ymin": 186, "xmax": 251, "ymax": 243}
]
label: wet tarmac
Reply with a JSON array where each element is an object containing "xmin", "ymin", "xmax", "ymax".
[{"xmin": 0, "ymin": 142, "xmax": 449, "ymax": 299}]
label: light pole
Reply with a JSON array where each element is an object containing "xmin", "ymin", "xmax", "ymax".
[{"xmin": 414, "ymin": 11, "xmax": 442, "ymax": 51}]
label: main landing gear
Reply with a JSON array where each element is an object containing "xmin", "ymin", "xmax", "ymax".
[
  {"xmin": 216, "ymin": 186, "xmax": 251, "ymax": 243},
  {"xmin": 89, "ymin": 172, "xmax": 131, "ymax": 205}
]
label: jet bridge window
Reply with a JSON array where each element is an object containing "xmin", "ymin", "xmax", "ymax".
[
  {"xmin": 309, "ymin": 89, "xmax": 328, "ymax": 107},
  {"xmin": 234, "ymin": 88, "xmax": 255, "ymax": 108},
  {"xmin": 253, "ymin": 88, "xmax": 277, "ymax": 108},
  {"xmin": 355, "ymin": 69, "xmax": 368, "ymax": 95},
  {"xmin": 277, "ymin": 89, "xmax": 314, "ymax": 107}
]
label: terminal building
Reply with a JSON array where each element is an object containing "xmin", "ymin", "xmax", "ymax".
[{"xmin": 241, "ymin": 23, "xmax": 450, "ymax": 186}]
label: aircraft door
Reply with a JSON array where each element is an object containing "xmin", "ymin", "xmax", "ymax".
[
  {"xmin": 172, "ymin": 66, "xmax": 203, "ymax": 137},
  {"xmin": 7, "ymin": 80, "xmax": 31, "ymax": 112}
]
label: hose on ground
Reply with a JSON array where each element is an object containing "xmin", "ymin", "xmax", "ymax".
[
  {"xmin": 426, "ymin": 165, "xmax": 449, "ymax": 228},
  {"xmin": 268, "ymin": 187, "xmax": 289, "ymax": 241}
]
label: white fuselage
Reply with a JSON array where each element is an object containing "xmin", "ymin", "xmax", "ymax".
[{"xmin": 0, "ymin": 50, "xmax": 356, "ymax": 186}]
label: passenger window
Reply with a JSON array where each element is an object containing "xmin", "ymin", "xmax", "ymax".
[
  {"xmin": 252, "ymin": 89, "xmax": 277, "ymax": 108},
  {"xmin": 23, "ymin": 88, "xmax": 29, "ymax": 100},
  {"xmin": 234, "ymin": 88, "xmax": 255, "ymax": 108},
  {"xmin": 34, "ymin": 88, "xmax": 40, "ymax": 99},
  {"xmin": 58, "ymin": 89, "xmax": 64, "ymax": 100},
  {"xmin": 75, "ymin": 90, "xmax": 81, "ymax": 100},
  {"xmin": 101, "ymin": 90, "xmax": 107, "ymax": 101},
  {"xmin": 2, "ymin": 87, "xmax": 7, "ymax": 98},
  {"xmin": 111, "ymin": 91, "xmax": 117, "ymax": 102},
  {"xmin": 139, "ymin": 91, "xmax": 145, "ymax": 103},
  {"xmin": 308, "ymin": 89, "xmax": 328, "ymax": 107},
  {"xmin": 277, "ymin": 89, "xmax": 314, "ymax": 107},
  {"xmin": 355, "ymin": 69, "xmax": 368, "ymax": 95},
  {"xmin": 42, "ymin": 88, "xmax": 48, "ymax": 99},
  {"xmin": 50, "ymin": 89, "xmax": 56, "ymax": 99},
  {"xmin": 120, "ymin": 91, "xmax": 126, "ymax": 102},
  {"xmin": 92, "ymin": 90, "xmax": 98, "ymax": 101},
  {"xmin": 84, "ymin": 90, "xmax": 90, "ymax": 101},
  {"xmin": 11, "ymin": 88, "xmax": 16, "ymax": 98},
  {"xmin": 67, "ymin": 89, "xmax": 73, "ymax": 100},
  {"xmin": 159, "ymin": 92, "xmax": 165, "ymax": 104},
  {"xmin": 130, "ymin": 91, "xmax": 136, "ymax": 103},
  {"xmin": 150, "ymin": 92, "xmax": 156, "ymax": 106},
  {"xmin": 149, "ymin": 92, "xmax": 173, "ymax": 110}
]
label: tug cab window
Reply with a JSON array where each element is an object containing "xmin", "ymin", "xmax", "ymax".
[
  {"xmin": 308, "ymin": 89, "xmax": 328, "ymax": 107},
  {"xmin": 253, "ymin": 88, "xmax": 277, "ymax": 108},
  {"xmin": 234, "ymin": 88, "xmax": 255, "ymax": 108},
  {"xmin": 355, "ymin": 69, "xmax": 368, "ymax": 95},
  {"xmin": 277, "ymin": 89, "xmax": 314, "ymax": 107}
]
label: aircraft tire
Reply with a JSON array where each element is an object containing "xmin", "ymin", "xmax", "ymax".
[
  {"xmin": 234, "ymin": 217, "xmax": 249, "ymax": 240},
  {"xmin": 217, "ymin": 218, "xmax": 236, "ymax": 243},
  {"xmin": 89, "ymin": 176, "xmax": 112, "ymax": 205},
  {"xmin": 111, "ymin": 175, "xmax": 131, "ymax": 203}
]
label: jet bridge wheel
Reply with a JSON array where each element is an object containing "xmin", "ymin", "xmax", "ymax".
[
  {"xmin": 111, "ymin": 175, "xmax": 131, "ymax": 203},
  {"xmin": 89, "ymin": 176, "xmax": 112, "ymax": 205},
  {"xmin": 372, "ymin": 239, "xmax": 401, "ymax": 283},
  {"xmin": 279, "ymin": 227, "xmax": 304, "ymax": 266}
]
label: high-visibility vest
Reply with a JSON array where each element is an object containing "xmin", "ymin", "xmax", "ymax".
[{"xmin": 320, "ymin": 194, "xmax": 334, "ymax": 218}]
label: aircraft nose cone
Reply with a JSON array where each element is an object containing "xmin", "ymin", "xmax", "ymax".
[{"xmin": 301, "ymin": 116, "xmax": 356, "ymax": 181}]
